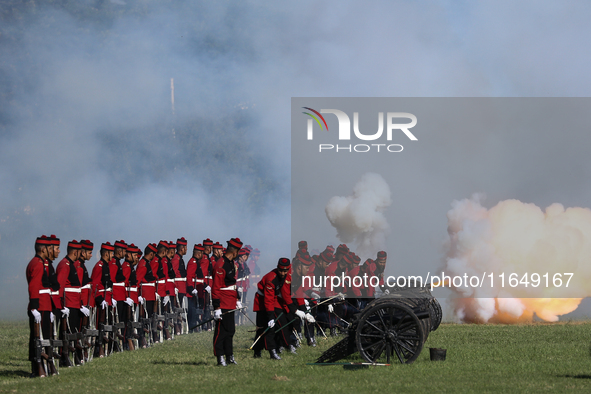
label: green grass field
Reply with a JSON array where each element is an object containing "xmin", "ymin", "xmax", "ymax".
[{"xmin": 1, "ymin": 321, "xmax": 591, "ymax": 393}]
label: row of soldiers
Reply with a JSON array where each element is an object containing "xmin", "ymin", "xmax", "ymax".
[
  {"xmin": 251, "ymin": 241, "xmax": 388, "ymax": 360},
  {"xmin": 26, "ymin": 235, "xmax": 260, "ymax": 376},
  {"xmin": 26, "ymin": 234, "xmax": 388, "ymax": 373}
]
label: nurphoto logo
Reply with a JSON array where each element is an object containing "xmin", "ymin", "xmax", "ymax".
[{"xmin": 302, "ymin": 107, "xmax": 418, "ymax": 153}]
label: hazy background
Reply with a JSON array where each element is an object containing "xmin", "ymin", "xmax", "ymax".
[{"xmin": 2, "ymin": 0, "xmax": 591, "ymax": 319}]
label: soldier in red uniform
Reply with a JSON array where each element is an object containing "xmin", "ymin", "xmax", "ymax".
[
  {"xmin": 77, "ymin": 240, "xmax": 93, "ymax": 363},
  {"xmin": 252, "ymin": 257, "xmax": 300, "ymax": 359},
  {"xmin": 211, "ymin": 237, "xmax": 243, "ymax": 366},
  {"xmin": 291, "ymin": 254, "xmax": 317, "ymax": 347},
  {"xmin": 170, "ymin": 237, "xmax": 188, "ymax": 335},
  {"xmin": 118, "ymin": 242, "xmax": 136, "ymax": 350},
  {"xmin": 152, "ymin": 241, "xmax": 172, "ymax": 340},
  {"xmin": 108, "ymin": 240, "xmax": 128, "ymax": 351},
  {"xmin": 201, "ymin": 238, "xmax": 214, "ymax": 330},
  {"xmin": 370, "ymin": 251, "xmax": 388, "ymax": 295},
  {"xmin": 47, "ymin": 235, "xmax": 62, "ymax": 322},
  {"xmin": 26, "ymin": 236, "xmax": 54, "ymax": 377},
  {"xmin": 186, "ymin": 244, "xmax": 205, "ymax": 332},
  {"xmin": 56, "ymin": 240, "xmax": 86, "ymax": 366},
  {"xmin": 90, "ymin": 242, "xmax": 114, "ymax": 357},
  {"xmin": 137, "ymin": 243, "xmax": 158, "ymax": 346},
  {"xmin": 235, "ymin": 248, "xmax": 250, "ymax": 324}
]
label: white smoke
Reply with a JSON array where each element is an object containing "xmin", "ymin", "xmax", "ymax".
[
  {"xmin": 443, "ymin": 194, "xmax": 591, "ymax": 323},
  {"xmin": 325, "ymin": 173, "xmax": 391, "ymax": 259}
]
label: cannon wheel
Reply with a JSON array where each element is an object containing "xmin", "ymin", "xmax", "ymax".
[
  {"xmin": 355, "ymin": 302, "xmax": 424, "ymax": 364},
  {"xmin": 429, "ymin": 298, "xmax": 442, "ymax": 331}
]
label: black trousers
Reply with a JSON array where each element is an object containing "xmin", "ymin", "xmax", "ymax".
[
  {"xmin": 115, "ymin": 302, "xmax": 130, "ymax": 339},
  {"xmin": 28, "ymin": 310, "xmax": 51, "ymax": 361},
  {"xmin": 212, "ymin": 309, "xmax": 235, "ymax": 357},
  {"xmin": 144, "ymin": 300, "xmax": 155, "ymax": 318},
  {"xmin": 254, "ymin": 310, "xmax": 275, "ymax": 352}
]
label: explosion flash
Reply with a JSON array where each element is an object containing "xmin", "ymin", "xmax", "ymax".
[{"xmin": 443, "ymin": 194, "xmax": 590, "ymax": 323}]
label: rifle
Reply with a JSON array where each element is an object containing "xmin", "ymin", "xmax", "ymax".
[
  {"xmin": 33, "ymin": 321, "xmax": 47, "ymax": 377},
  {"xmin": 188, "ymin": 307, "xmax": 246, "ymax": 331},
  {"xmin": 60, "ymin": 312, "xmax": 73, "ymax": 367},
  {"xmin": 249, "ymin": 311, "xmax": 283, "ymax": 350},
  {"xmin": 112, "ymin": 303, "xmax": 124, "ymax": 353}
]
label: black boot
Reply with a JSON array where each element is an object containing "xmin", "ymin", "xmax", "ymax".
[
  {"xmin": 289, "ymin": 344, "xmax": 298, "ymax": 354},
  {"xmin": 217, "ymin": 355, "xmax": 227, "ymax": 366},
  {"xmin": 227, "ymin": 355, "xmax": 237, "ymax": 365},
  {"xmin": 253, "ymin": 350, "xmax": 262, "ymax": 358},
  {"xmin": 269, "ymin": 349, "xmax": 281, "ymax": 360}
]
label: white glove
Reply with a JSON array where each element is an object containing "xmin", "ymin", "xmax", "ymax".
[
  {"xmin": 238, "ymin": 286, "xmax": 243, "ymax": 294},
  {"xmin": 175, "ymin": 287, "xmax": 179, "ymax": 295},
  {"xmin": 50, "ymin": 312, "xmax": 55, "ymax": 323},
  {"xmin": 191, "ymin": 289, "xmax": 198, "ymax": 296},
  {"xmin": 328, "ymin": 304, "xmax": 334, "ymax": 313},
  {"xmin": 337, "ymin": 293, "xmax": 345, "ymax": 301},
  {"xmin": 80, "ymin": 306, "xmax": 90, "ymax": 316},
  {"xmin": 112, "ymin": 299, "xmax": 117, "ymax": 307},
  {"xmin": 310, "ymin": 292, "xmax": 320, "ymax": 300},
  {"xmin": 305, "ymin": 313, "xmax": 316, "ymax": 323},
  {"xmin": 61, "ymin": 307, "xmax": 70, "ymax": 317},
  {"xmin": 101, "ymin": 300, "xmax": 108, "ymax": 310},
  {"xmin": 163, "ymin": 296, "xmax": 170, "ymax": 306},
  {"xmin": 125, "ymin": 297, "xmax": 134, "ymax": 306},
  {"xmin": 156, "ymin": 294, "xmax": 161, "ymax": 301},
  {"xmin": 304, "ymin": 299, "xmax": 309, "ymax": 306},
  {"xmin": 295, "ymin": 310, "xmax": 306, "ymax": 319},
  {"xmin": 31, "ymin": 309, "xmax": 41, "ymax": 323},
  {"xmin": 236, "ymin": 301, "xmax": 243, "ymax": 309},
  {"xmin": 214, "ymin": 309, "xmax": 222, "ymax": 320},
  {"xmin": 267, "ymin": 319, "xmax": 275, "ymax": 328},
  {"xmin": 205, "ymin": 285, "xmax": 211, "ymax": 294},
  {"xmin": 138, "ymin": 296, "xmax": 145, "ymax": 305}
]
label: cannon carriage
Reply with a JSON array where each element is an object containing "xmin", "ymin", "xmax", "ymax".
[{"xmin": 317, "ymin": 285, "xmax": 442, "ymax": 364}]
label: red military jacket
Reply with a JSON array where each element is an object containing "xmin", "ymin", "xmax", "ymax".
[
  {"xmin": 56, "ymin": 256, "xmax": 82, "ymax": 308},
  {"xmin": 109, "ymin": 258, "xmax": 127, "ymax": 301},
  {"xmin": 212, "ymin": 255, "xmax": 238, "ymax": 310},
  {"xmin": 199, "ymin": 255, "xmax": 213, "ymax": 287},
  {"xmin": 126, "ymin": 261, "xmax": 138, "ymax": 304},
  {"xmin": 150, "ymin": 255, "xmax": 169, "ymax": 297},
  {"xmin": 26, "ymin": 255, "xmax": 53, "ymax": 311},
  {"xmin": 186, "ymin": 256, "xmax": 206, "ymax": 299},
  {"xmin": 170, "ymin": 253, "xmax": 187, "ymax": 295},
  {"xmin": 291, "ymin": 272, "xmax": 312, "ymax": 310},
  {"xmin": 253, "ymin": 269, "xmax": 294, "ymax": 318},
  {"xmin": 324, "ymin": 261, "xmax": 348, "ymax": 297},
  {"xmin": 121, "ymin": 260, "xmax": 133, "ymax": 301},
  {"xmin": 91, "ymin": 258, "xmax": 113, "ymax": 304},
  {"xmin": 137, "ymin": 256, "xmax": 157, "ymax": 301},
  {"xmin": 77, "ymin": 259, "xmax": 93, "ymax": 307}
]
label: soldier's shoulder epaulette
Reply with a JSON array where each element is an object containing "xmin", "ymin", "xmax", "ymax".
[{"xmin": 285, "ymin": 280, "xmax": 291, "ymax": 284}]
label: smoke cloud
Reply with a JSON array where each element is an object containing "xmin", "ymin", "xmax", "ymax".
[
  {"xmin": 443, "ymin": 194, "xmax": 591, "ymax": 323},
  {"xmin": 325, "ymin": 173, "xmax": 391, "ymax": 259}
]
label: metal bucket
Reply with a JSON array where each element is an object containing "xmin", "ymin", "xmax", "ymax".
[{"xmin": 429, "ymin": 347, "xmax": 446, "ymax": 361}]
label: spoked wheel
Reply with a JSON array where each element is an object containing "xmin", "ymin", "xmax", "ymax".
[
  {"xmin": 355, "ymin": 302, "xmax": 424, "ymax": 364},
  {"xmin": 429, "ymin": 298, "xmax": 443, "ymax": 331}
]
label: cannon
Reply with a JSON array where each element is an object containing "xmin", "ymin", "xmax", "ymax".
[{"xmin": 317, "ymin": 284, "xmax": 442, "ymax": 364}]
